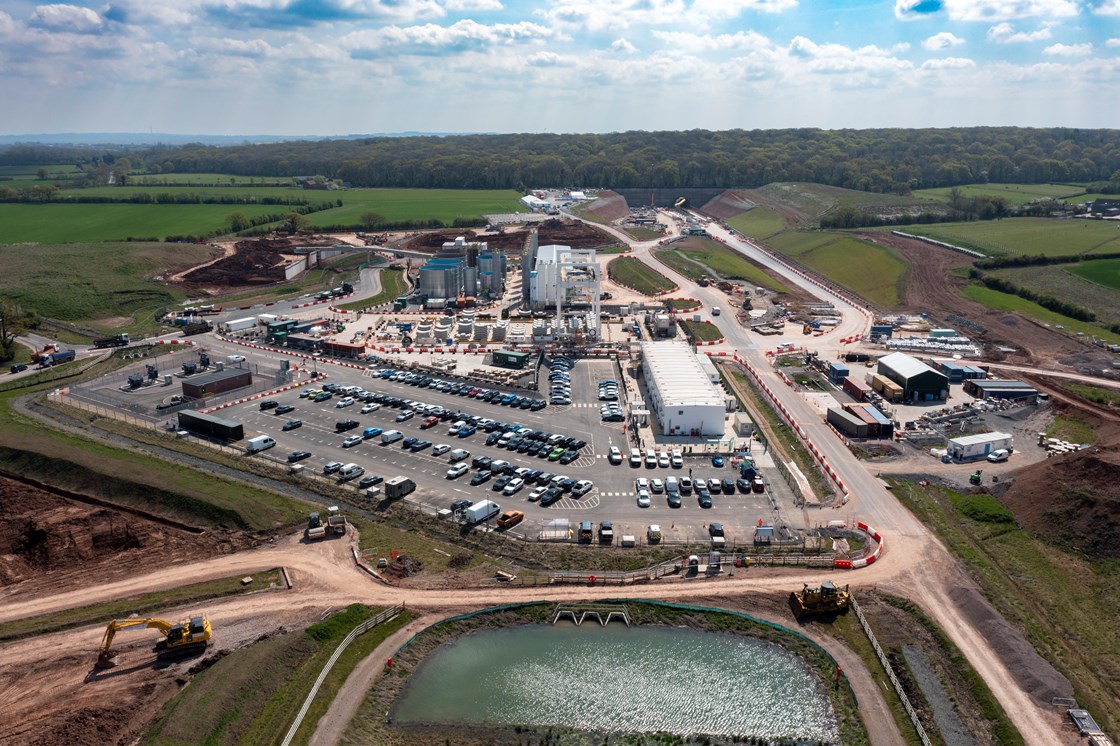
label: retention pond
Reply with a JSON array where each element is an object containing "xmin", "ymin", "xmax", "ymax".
[{"xmin": 392, "ymin": 622, "xmax": 840, "ymax": 743}]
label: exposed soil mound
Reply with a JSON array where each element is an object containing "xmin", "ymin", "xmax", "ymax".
[
  {"xmin": 402, "ymin": 219, "xmax": 617, "ymax": 255},
  {"xmin": 0, "ymin": 476, "xmax": 263, "ymax": 594},
  {"xmin": 701, "ymin": 190, "xmax": 757, "ymax": 220},
  {"xmin": 383, "ymin": 555, "xmax": 422, "ymax": 579},
  {"xmin": 181, "ymin": 235, "xmax": 335, "ymax": 287},
  {"xmin": 1001, "ymin": 447, "xmax": 1120, "ymax": 558},
  {"xmin": 581, "ymin": 190, "xmax": 630, "ymax": 222}
]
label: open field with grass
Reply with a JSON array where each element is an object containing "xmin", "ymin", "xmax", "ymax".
[
  {"xmin": 1062, "ymin": 382, "xmax": 1120, "ymax": 408},
  {"xmin": 0, "ymin": 241, "xmax": 209, "ymax": 327},
  {"xmin": 0, "ymin": 569, "xmax": 282, "ymax": 643},
  {"xmin": 894, "ymin": 479, "xmax": 1120, "ymax": 735},
  {"xmin": 726, "ymin": 205, "xmax": 786, "ymax": 239},
  {"xmin": 913, "ymin": 183, "xmax": 1087, "ymax": 205},
  {"xmin": 1067, "ymin": 257, "xmax": 1120, "ymax": 291},
  {"xmin": 338, "ymin": 268, "xmax": 407, "ymax": 311},
  {"xmin": 0, "ymin": 203, "xmax": 286, "ymax": 243},
  {"xmin": 1065, "ymin": 193, "xmax": 1115, "ymax": 204},
  {"xmin": 608, "ymin": 256, "xmax": 677, "ymax": 295},
  {"xmin": 657, "ymin": 236, "xmax": 790, "ymax": 293},
  {"xmin": 765, "ymin": 231, "xmax": 906, "ymax": 306},
  {"xmin": 746, "ymin": 182, "xmax": 939, "ymax": 224},
  {"xmin": 993, "ymin": 263, "xmax": 1120, "ymax": 324},
  {"xmin": 147, "ymin": 604, "xmax": 414, "ymax": 746},
  {"xmin": 962, "ymin": 284, "xmax": 1120, "ymax": 344},
  {"xmin": 901, "ymin": 218, "xmax": 1120, "ymax": 257},
  {"xmin": 679, "ymin": 318, "xmax": 724, "ymax": 342}
]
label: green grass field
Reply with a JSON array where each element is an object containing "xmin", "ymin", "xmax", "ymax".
[
  {"xmin": 1067, "ymin": 257, "xmax": 1120, "ymax": 291},
  {"xmin": 992, "ymin": 263, "xmax": 1120, "ymax": 324},
  {"xmin": 745, "ymin": 182, "xmax": 939, "ymax": 225},
  {"xmin": 0, "ymin": 203, "xmax": 286, "ymax": 243},
  {"xmin": 913, "ymin": 183, "xmax": 1087, "ymax": 205},
  {"xmin": 607, "ymin": 257, "xmax": 677, "ymax": 295},
  {"xmin": 337, "ymin": 268, "xmax": 407, "ymax": 311},
  {"xmin": 679, "ymin": 319, "xmax": 724, "ymax": 342},
  {"xmin": 0, "ymin": 241, "xmax": 208, "ymax": 326},
  {"xmin": 657, "ymin": 237, "xmax": 790, "ymax": 293},
  {"xmin": 766, "ymin": 231, "xmax": 906, "ymax": 306},
  {"xmin": 901, "ymin": 218, "xmax": 1120, "ymax": 257},
  {"xmin": 726, "ymin": 205, "xmax": 786, "ymax": 239},
  {"xmin": 962, "ymin": 284, "xmax": 1120, "ymax": 344}
]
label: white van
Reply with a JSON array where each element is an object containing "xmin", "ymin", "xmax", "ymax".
[
  {"xmin": 245, "ymin": 435, "xmax": 275, "ymax": 454},
  {"xmin": 380, "ymin": 429, "xmax": 404, "ymax": 445},
  {"xmin": 338, "ymin": 463, "xmax": 364, "ymax": 480}
]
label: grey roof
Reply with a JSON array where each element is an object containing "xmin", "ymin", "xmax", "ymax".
[{"xmin": 879, "ymin": 352, "xmax": 944, "ymax": 380}]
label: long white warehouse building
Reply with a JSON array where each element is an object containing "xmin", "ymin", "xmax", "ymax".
[{"xmin": 641, "ymin": 341, "xmax": 726, "ymax": 437}]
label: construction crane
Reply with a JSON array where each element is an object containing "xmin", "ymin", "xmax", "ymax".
[{"xmin": 96, "ymin": 615, "xmax": 212, "ymax": 669}]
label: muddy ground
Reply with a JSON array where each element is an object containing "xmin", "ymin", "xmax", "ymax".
[
  {"xmin": 581, "ymin": 190, "xmax": 631, "ymax": 222},
  {"xmin": 179, "ymin": 235, "xmax": 339, "ymax": 288},
  {"xmin": 402, "ymin": 218, "xmax": 617, "ymax": 255}
]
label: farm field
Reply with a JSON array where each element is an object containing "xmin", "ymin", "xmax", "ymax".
[
  {"xmin": 765, "ymin": 231, "xmax": 906, "ymax": 306},
  {"xmin": 1067, "ymin": 257, "xmax": 1120, "ymax": 291},
  {"xmin": 913, "ymin": 183, "xmax": 1087, "ymax": 205},
  {"xmin": 0, "ymin": 203, "xmax": 286, "ymax": 243},
  {"xmin": 726, "ymin": 205, "xmax": 785, "ymax": 240},
  {"xmin": 745, "ymin": 182, "xmax": 939, "ymax": 224},
  {"xmin": 961, "ymin": 284, "xmax": 1120, "ymax": 344},
  {"xmin": 607, "ymin": 256, "xmax": 677, "ymax": 295},
  {"xmin": 656, "ymin": 237, "xmax": 789, "ymax": 293},
  {"xmin": 993, "ymin": 263, "xmax": 1120, "ymax": 324},
  {"xmin": 900, "ymin": 218, "xmax": 1120, "ymax": 257},
  {"xmin": 65, "ymin": 185, "xmax": 523, "ymax": 228},
  {"xmin": 0, "ymin": 241, "xmax": 209, "ymax": 328}
]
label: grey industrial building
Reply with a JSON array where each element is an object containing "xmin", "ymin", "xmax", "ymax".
[
  {"xmin": 181, "ymin": 368, "xmax": 252, "ymax": 399},
  {"xmin": 876, "ymin": 352, "xmax": 949, "ymax": 402},
  {"xmin": 417, "ymin": 237, "xmax": 506, "ymax": 300},
  {"xmin": 964, "ymin": 379, "xmax": 1039, "ymax": 403}
]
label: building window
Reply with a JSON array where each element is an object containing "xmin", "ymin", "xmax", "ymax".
[{"xmin": 679, "ymin": 410, "xmax": 684, "ymax": 415}]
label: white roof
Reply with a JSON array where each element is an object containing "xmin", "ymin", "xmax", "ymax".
[
  {"xmin": 949, "ymin": 432, "xmax": 1013, "ymax": 446},
  {"xmin": 520, "ymin": 195, "xmax": 548, "ymax": 207},
  {"xmin": 642, "ymin": 342, "xmax": 725, "ymax": 407},
  {"xmin": 878, "ymin": 352, "xmax": 944, "ymax": 380}
]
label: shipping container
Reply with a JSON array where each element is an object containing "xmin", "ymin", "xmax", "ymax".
[
  {"xmin": 177, "ymin": 410, "xmax": 244, "ymax": 441},
  {"xmin": 841, "ymin": 375, "xmax": 872, "ymax": 402},
  {"xmin": 220, "ymin": 317, "xmax": 257, "ymax": 333},
  {"xmin": 181, "ymin": 369, "xmax": 252, "ymax": 399}
]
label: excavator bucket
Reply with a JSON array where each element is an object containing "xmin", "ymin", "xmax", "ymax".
[{"xmin": 95, "ymin": 651, "xmax": 119, "ymax": 669}]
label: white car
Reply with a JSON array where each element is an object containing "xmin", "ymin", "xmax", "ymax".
[
  {"xmin": 360, "ymin": 403, "xmax": 380, "ymax": 413},
  {"xmin": 671, "ymin": 450, "xmax": 683, "ymax": 468},
  {"xmin": 432, "ymin": 443, "xmax": 451, "ymax": 456},
  {"xmin": 502, "ymin": 477, "xmax": 525, "ymax": 495},
  {"xmin": 650, "ymin": 478, "xmax": 664, "ymax": 493},
  {"xmin": 630, "ymin": 448, "xmax": 642, "ymax": 467},
  {"xmin": 987, "ymin": 449, "xmax": 1010, "ymax": 463},
  {"xmin": 446, "ymin": 463, "xmax": 469, "ymax": 479},
  {"xmin": 528, "ymin": 486, "xmax": 547, "ymax": 502},
  {"xmin": 336, "ymin": 397, "xmax": 355, "ymax": 408},
  {"xmin": 658, "ymin": 452, "xmax": 670, "ymax": 468},
  {"xmin": 572, "ymin": 479, "xmax": 594, "ymax": 497},
  {"xmin": 341, "ymin": 435, "xmax": 362, "ymax": 448},
  {"xmin": 635, "ymin": 477, "xmax": 650, "ymax": 491},
  {"xmin": 645, "ymin": 449, "xmax": 656, "ymax": 467},
  {"xmin": 636, "ymin": 489, "xmax": 651, "ymax": 508},
  {"xmin": 608, "ymin": 446, "xmax": 622, "ymax": 464}
]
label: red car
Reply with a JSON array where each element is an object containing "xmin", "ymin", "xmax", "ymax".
[{"xmin": 419, "ymin": 416, "xmax": 440, "ymax": 429}]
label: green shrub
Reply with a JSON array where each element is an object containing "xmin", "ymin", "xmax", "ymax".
[{"xmin": 950, "ymin": 493, "xmax": 1016, "ymax": 524}]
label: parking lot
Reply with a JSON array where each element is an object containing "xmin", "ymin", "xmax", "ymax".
[{"xmin": 213, "ymin": 350, "xmax": 794, "ymax": 544}]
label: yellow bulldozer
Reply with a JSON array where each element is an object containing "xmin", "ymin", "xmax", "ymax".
[
  {"xmin": 96, "ymin": 615, "xmax": 212, "ymax": 669},
  {"xmin": 789, "ymin": 581, "xmax": 851, "ymax": 620}
]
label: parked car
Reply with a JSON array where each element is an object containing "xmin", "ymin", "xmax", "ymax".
[
  {"xmin": 362, "ymin": 427, "xmax": 383, "ymax": 439},
  {"xmin": 711, "ymin": 455, "xmax": 725, "ymax": 467},
  {"xmin": 447, "ymin": 463, "xmax": 469, "ymax": 479},
  {"xmin": 636, "ymin": 489, "xmax": 651, "ymax": 508},
  {"xmin": 357, "ymin": 475, "xmax": 383, "ymax": 489},
  {"xmin": 470, "ymin": 470, "xmax": 492, "ymax": 485},
  {"xmin": 274, "ymin": 404, "xmax": 295, "ymax": 415},
  {"xmin": 360, "ymin": 403, "xmax": 380, "ymax": 413},
  {"xmin": 336, "ymin": 397, "xmax": 355, "ymax": 408},
  {"xmin": 987, "ymin": 449, "xmax": 1011, "ymax": 463},
  {"xmin": 497, "ymin": 510, "xmax": 524, "ymax": 528},
  {"xmin": 608, "ymin": 446, "xmax": 622, "ymax": 464},
  {"xmin": 572, "ymin": 479, "xmax": 594, "ymax": 497},
  {"xmin": 259, "ymin": 400, "xmax": 278, "ymax": 410},
  {"xmin": 282, "ymin": 419, "xmax": 302, "ymax": 431},
  {"xmin": 287, "ymin": 450, "xmax": 312, "ymax": 463},
  {"xmin": 342, "ymin": 435, "xmax": 362, "ymax": 448},
  {"xmin": 323, "ymin": 461, "xmax": 343, "ymax": 474}
]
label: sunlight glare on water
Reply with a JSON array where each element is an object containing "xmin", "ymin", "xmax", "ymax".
[{"xmin": 391, "ymin": 623, "xmax": 839, "ymax": 742}]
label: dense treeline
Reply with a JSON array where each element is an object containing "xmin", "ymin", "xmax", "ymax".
[
  {"xmin": 818, "ymin": 192, "xmax": 1069, "ymax": 228},
  {"xmin": 975, "ymin": 250, "xmax": 1120, "ymax": 270},
  {"xmin": 136, "ymin": 128, "xmax": 1120, "ymax": 192},
  {"xmin": 0, "ymin": 185, "xmax": 318, "ymax": 206}
]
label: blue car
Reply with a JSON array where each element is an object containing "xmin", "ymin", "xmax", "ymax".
[
  {"xmin": 711, "ymin": 455, "xmax": 725, "ymax": 467},
  {"xmin": 362, "ymin": 427, "xmax": 383, "ymax": 439}
]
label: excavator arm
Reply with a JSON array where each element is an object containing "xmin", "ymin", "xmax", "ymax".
[{"xmin": 99, "ymin": 618, "xmax": 174, "ymax": 656}]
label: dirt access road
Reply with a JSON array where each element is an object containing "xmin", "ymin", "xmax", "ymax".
[{"xmin": 1, "ymin": 523, "xmax": 1070, "ymax": 746}]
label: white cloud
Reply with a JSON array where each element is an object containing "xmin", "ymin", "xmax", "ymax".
[
  {"xmin": 27, "ymin": 4, "xmax": 104, "ymax": 33},
  {"xmin": 786, "ymin": 36, "xmax": 914, "ymax": 77},
  {"xmin": 526, "ymin": 51, "xmax": 567, "ymax": 66},
  {"xmin": 690, "ymin": 0, "xmax": 798, "ymax": 15},
  {"xmin": 0, "ymin": 10, "xmax": 17, "ymax": 36},
  {"xmin": 1107, "ymin": 38, "xmax": 1120, "ymax": 47},
  {"xmin": 443, "ymin": 0, "xmax": 504, "ymax": 10},
  {"xmin": 1093, "ymin": 0, "xmax": 1120, "ymax": 16},
  {"xmin": 191, "ymin": 37, "xmax": 275, "ymax": 57},
  {"xmin": 539, "ymin": 0, "xmax": 687, "ymax": 32},
  {"xmin": 923, "ymin": 31, "xmax": 965, "ymax": 50},
  {"xmin": 921, "ymin": 56, "xmax": 975, "ymax": 69},
  {"xmin": 653, "ymin": 29, "xmax": 774, "ymax": 53},
  {"xmin": 986, "ymin": 22, "xmax": 1052, "ymax": 43},
  {"xmin": 342, "ymin": 19, "xmax": 555, "ymax": 56},
  {"xmin": 610, "ymin": 37, "xmax": 637, "ymax": 53},
  {"xmin": 1043, "ymin": 42, "xmax": 1092, "ymax": 56},
  {"xmin": 942, "ymin": 0, "xmax": 1079, "ymax": 22}
]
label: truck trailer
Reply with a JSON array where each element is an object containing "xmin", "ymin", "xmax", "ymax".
[
  {"xmin": 93, "ymin": 333, "xmax": 130, "ymax": 348},
  {"xmin": 38, "ymin": 349, "xmax": 76, "ymax": 367},
  {"xmin": 220, "ymin": 317, "xmax": 257, "ymax": 333}
]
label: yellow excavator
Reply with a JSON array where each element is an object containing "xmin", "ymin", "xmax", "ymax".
[{"xmin": 96, "ymin": 615, "xmax": 212, "ymax": 669}]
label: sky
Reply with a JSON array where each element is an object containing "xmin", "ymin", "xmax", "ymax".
[{"xmin": 1, "ymin": 0, "xmax": 1119, "ymax": 136}]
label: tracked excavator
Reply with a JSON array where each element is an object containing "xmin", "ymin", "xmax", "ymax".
[
  {"xmin": 789, "ymin": 581, "xmax": 851, "ymax": 620},
  {"xmin": 96, "ymin": 615, "xmax": 212, "ymax": 669}
]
